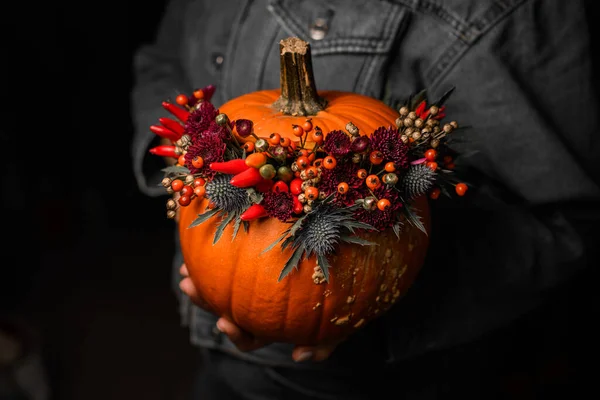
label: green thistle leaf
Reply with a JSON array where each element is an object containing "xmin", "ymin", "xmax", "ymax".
[
  {"xmin": 232, "ymin": 215, "xmax": 243, "ymax": 241},
  {"xmin": 433, "ymin": 86, "xmax": 456, "ymax": 107},
  {"xmin": 247, "ymin": 188, "xmax": 263, "ymax": 204},
  {"xmin": 278, "ymin": 246, "xmax": 305, "ymax": 282},
  {"xmin": 409, "ymin": 89, "xmax": 428, "ymax": 110},
  {"xmin": 213, "ymin": 212, "xmax": 236, "ymax": 245},
  {"xmin": 340, "ymin": 235, "xmax": 377, "ymax": 246},
  {"xmin": 161, "ymin": 165, "xmax": 190, "ymax": 175},
  {"xmin": 316, "ymin": 254, "xmax": 331, "ymax": 283},
  {"xmin": 392, "ymin": 220, "xmax": 403, "ymax": 240},
  {"xmin": 243, "ymin": 221, "xmax": 250, "ymax": 233},
  {"xmin": 404, "ymin": 206, "xmax": 427, "ymax": 236},
  {"xmin": 262, "ymin": 235, "xmax": 286, "ymax": 254},
  {"xmin": 188, "ymin": 208, "xmax": 220, "ymax": 229}
]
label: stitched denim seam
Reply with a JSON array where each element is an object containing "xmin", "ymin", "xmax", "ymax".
[
  {"xmin": 392, "ymin": 0, "xmax": 469, "ymax": 37},
  {"xmin": 426, "ymin": 0, "xmax": 530, "ymax": 88}
]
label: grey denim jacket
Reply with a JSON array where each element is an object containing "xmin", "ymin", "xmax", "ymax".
[{"xmin": 131, "ymin": 0, "xmax": 600, "ymax": 369}]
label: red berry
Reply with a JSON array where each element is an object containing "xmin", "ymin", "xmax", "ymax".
[
  {"xmin": 426, "ymin": 161, "xmax": 438, "ymax": 171},
  {"xmin": 290, "ymin": 178, "xmax": 303, "ymax": 195},
  {"xmin": 272, "ymin": 181, "xmax": 289, "ymax": 193},
  {"xmin": 180, "ymin": 185, "xmax": 194, "ymax": 197},
  {"xmin": 178, "ymin": 195, "xmax": 191, "ymax": 206},
  {"xmin": 430, "ymin": 187, "xmax": 441, "ymax": 200},
  {"xmin": 455, "ymin": 183, "xmax": 468, "ymax": 196},
  {"xmin": 369, "ymin": 151, "xmax": 384, "ymax": 165},
  {"xmin": 425, "ymin": 149, "xmax": 437, "ymax": 161},
  {"xmin": 377, "ymin": 198, "xmax": 391, "ymax": 211},
  {"xmin": 175, "ymin": 94, "xmax": 188, "ymax": 106},
  {"xmin": 171, "ymin": 179, "xmax": 184, "ymax": 192}
]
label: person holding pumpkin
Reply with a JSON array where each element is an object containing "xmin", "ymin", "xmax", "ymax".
[{"xmin": 131, "ymin": 0, "xmax": 598, "ymax": 398}]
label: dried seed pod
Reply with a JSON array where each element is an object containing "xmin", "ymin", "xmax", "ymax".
[
  {"xmin": 431, "ymin": 139, "xmax": 440, "ymax": 148},
  {"xmin": 185, "ymin": 174, "xmax": 195, "ymax": 185},
  {"xmin": 352, "ymin": 153, "xmax": 362, "ymax": 164},
  {"xmin": 166, "ymin": 187, "xmax": 174, "ymax": 195},
  {"xmin": 429, "ymin": 105, "xmax": 439, "ymax": 116},
  {"xmin": 414, "ymin": 118, "xmax": 424, "ymax": 128},
  {"xmin": 400, "ymin": 135, "xmax": 409, "ymax": 144},
  {"xmin": 399, "ymin": 106, "xmax": 409, "ymax": 116},
  {"xmin": 166, "ymin": 199, "xmax": 177, "ymax": 210},
  {"xmin": 291, "ymin": 162, "xmax": 299, "ymax": 172},
  {"xmin": 408, "ymin": 111, "xmax": 417, "ymax": 120},
  {"xmin": 161, "ymin": 177, "xmax": 172, "ymax": 188},
  {"xmin": 403, "ymin": 118, "xmax": 414, "ymax": 127},
  {"xmin": 167, "ymin": 210, "xmax": 177, "ymax": 219},
  {"xmin": 300, "ymin": 170, "xmax": 308, "ymax": 180},
  {"xmin": 301, "ymin": 181, "xmax": 311, "ymax": 191},
  {"xmin": 383, "ymin": 173, "xmax": 399, "ymax": 185},
  {"xmin": 395, "ymin": 117, "xmax": 404, "ymax": 129},
  {"xmin": 412, "ymin": 130, "xmax": 422, "ymax": 140},
  {"xmin": 346, "ymin": 122, "xmax": 359, "ymax": 137},
  {"xmin": 443, "ymin": 124, "xmax": 453, "ymax": 134},
  {"xmin": 215, "ymin": 113, "xmax": 229, "ymax": 126},
  {"xmin": 303, "ymin": 204, "xmax": 313, "ymax": 213},
  {"xmin": 450, "ymin": 121, "xmax": 458, "ymax": 129},
  {"xmin": 363, "ymin": 196, "xmax": 378, "ymax": 211},
  {"xmin": 298, "ymin": 193, "xmax": 307, "ymax": 203}
]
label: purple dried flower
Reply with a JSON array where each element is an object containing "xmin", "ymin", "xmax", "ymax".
[
  {"xmin": 184, "ymin": 134, "xmax": 226, "ymax": 177},
  {"xmin": 323, "ymin": 130, "xmax": 351, "ymax": 158},
  {"xmin": 369, "ymin": 126, "xmax": 409, "ymax": 170},
  {"xmin": 353, "ymin": 186, "xmax": 402, "ymax": 231},
  {"xmin": 263, "ymin": 191, "xmax": 294, "ymax": 222},
  {"xmin": 183, "ymin": 101, "xmax": 218, "ymax": 139}
]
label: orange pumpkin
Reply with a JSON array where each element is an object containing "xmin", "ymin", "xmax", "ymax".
[{"xmin": 178, "ymin": 38, "xmax": 430, "ymax": 346}]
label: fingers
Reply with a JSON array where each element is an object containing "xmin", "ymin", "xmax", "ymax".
[
  {"xmin": 179, "ymin": 277, "xmax": 202, "ymax": 304},
  {"xmin": 292, "ymin": 341, "xmax": 341, "ymax": 363},
  {"xmin": 179, "ymin": 263, "xmax": 189, "ymax": 277},
  {"xmin": 216, "ymin": 317, "xmax": 268, "ymax": 352}
]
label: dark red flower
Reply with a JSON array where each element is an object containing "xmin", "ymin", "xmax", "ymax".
[
  {"xmin": 263, "ymin": 191, "xmax": 294, "ymax": 222},
  {"xmin": 323, "ymin": 130, "xmax": 351, "ymax": 158},
  {"xmin": 183, "ymin": 101, "xmax": 218, "ymax": 139},
  {"xmin": 184, "ymin": 135, "xmax": 226, "ymax": 177},
  {"xmin": 318, "ymin": 161, "xmax": 363, "ymax": 200},
  {"xmin": 353, "ymin": 186, "xmax": 402, "ymax": 231},
  {"xmin": 201, "ymin": 121, "xmax": 229, "ymax": 141},
  {"xmin": 369, "ymin": 126, "xmax": 409, "ymax": 170}
]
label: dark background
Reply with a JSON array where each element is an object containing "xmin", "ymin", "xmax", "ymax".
[{"xmin": 1, "ymin": 1, "xmax": 598, "ymax": 399}]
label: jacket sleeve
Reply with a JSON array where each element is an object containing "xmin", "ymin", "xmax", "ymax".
[
  {"xmin": 385, "ymin": 0, "xmax": 600, "ymax": 360},
  {"xmin": 130, "ymin": 0, "xmax": 193, "ymax": 197}
]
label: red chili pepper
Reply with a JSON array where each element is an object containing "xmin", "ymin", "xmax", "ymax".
[
  {"xmin": 433, "ymin": 106, "xmax": 446, "ymax": 120},
  {"xmin": 420, "ymin": 110, "xmax": 430, "ymax": 120},
  {"xmin": 159, "ymin": 117, "xmax": 185, "ymax": 136},
  {"xmin": 240, "ymin": 204, "xmax": 268, "ymax": 221},
  {"xmin": 149, "ymin": 145, "xmax": 178, "ymax": 158},
  {"xmin": 202, "ymin": 84, "xmax": 216, "ymax": 102},
  {"xmin": 292, "ymin": 195, "xmax": 303, "ymax": 214},
  {"xmin": 209, "ymin": 159, "xmax": 249, "ymax": 175},
  {"xmin": 162, "ymin": 101, "xmax": 189, "ymax": 122},
  {"xmin": 230, "ymin": 167, "xmax": 264, "ymax": 188},
  {"xmin": 415, "ymin": 100, "xmax": 427, "ymax": 117},
  {"xmin": 150, "ymin": 125, "xmax": 180, "ymax": 141}
]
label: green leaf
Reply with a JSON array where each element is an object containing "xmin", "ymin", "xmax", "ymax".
[
  {"xmin": 289, "ymin": 214, "xmax": 308, "ymax": 237},
  {"xmin": 243, "ymin": 221, "xmax": 250, "ymax": 232},
  {"xmin": 161, "ymin": 165, "xmax": 190, "ymax": 175},
  {"xmin": 433, "ymin": 86, "xmax": 456, "ymax": 107},
  {"xmin": 232, "ymin": 215, "xmax": 243, "ymax": 241},
  {"xmin": 404, "ymin": 206, "xmax": 428, "ymax": 236},
  {"xmin": 392, "ymin": 221, "xmax": 403, "ymax": 240},
  {"xmin": 213, "ymin": 212, "xmax": 236, "ymax": 245},
  {"xmin": 340, "ymin": 235, "xmax": 377, "ymax": 246},
  {"xmin": 280, "ymin": 236, "xmax": 295, "ymax": 251},
  {"xmin": 316, "ymin": 254, "xmax": 331, "ymax": 283},
  {"xmin": 188, "ymin": 208, "xmax": 220, "ymax": 229},
  {"xmin": 247, "ymin": 188, "xmax": 263, "ymax": 204},
  {"xmin": 278, "ymin": 246, "xmax": 305, "ymax": 282},
  {"xmin": 344, "ymin": 221, "xmax": 377, "ymax": 232},
  {"xmin": 261, "ymin": 235, "xmax": 286, "ymax": 254},
  {"xmin": 409, "ymin": 89, "xmax": 428, "ymax": 110}
]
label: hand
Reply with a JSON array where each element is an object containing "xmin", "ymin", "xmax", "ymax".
[{"xmin": 179, "ymin": 263, "xmax": 342, "ymax": 362}]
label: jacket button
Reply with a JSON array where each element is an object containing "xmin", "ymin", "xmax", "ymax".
[
  {"xmin": 309, "ymin": 18, "xmax": 328, "ymax": 41},
  {"xmin": 212, "ymin": 53, "xmax": 225, "ymax": 70}
]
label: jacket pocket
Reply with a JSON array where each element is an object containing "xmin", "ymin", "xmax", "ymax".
[{"xmin": 266, "ymin": 0, "xmax": 409, "ymax": 99}]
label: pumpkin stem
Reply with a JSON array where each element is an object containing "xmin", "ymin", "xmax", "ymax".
[{"xmin": 272, "ymin": 37, "xmax": 327, "ymax": 116}]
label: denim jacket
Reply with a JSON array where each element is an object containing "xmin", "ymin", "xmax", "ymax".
[{"xmin": 131, "ymin": 0, "xmax": 600, "ymax": 370}]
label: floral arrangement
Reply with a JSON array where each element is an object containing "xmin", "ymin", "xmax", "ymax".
[{"xmin": 149, "ymin": 85, "xmax": 468, "ymax": 282}]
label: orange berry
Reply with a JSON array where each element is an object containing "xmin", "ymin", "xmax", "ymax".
[
  {"xmin": 426, "ymin": 161, "xmax": 438, "ymax": 171},
  {"xmin": 171, "ymin": 179, "xmax": 184, "ymax": 192},
  {"xmin": 337, "ymin": 182, "xmax": 349, "ymax": 194},
  {"xmin": 193, "ymin": 89, "xmax": 204, "ymax": 99},
  {"xmin": 243, "ymin": 141, "xmax": 255, "ymax": 152},
  {"xmin": 455, "ymin": 183, "xmax": 468, "ymax": 196},
  {"xmin": 443, "ymin": 155, "xmax": 453, "ymax": 164},
  {"xmin": 377, "ymin": 198, "xmax": 391, "ymax": 211},
  {"xmin": 312, "ymin": 129, "xmax": 324, "ymax": 145},
  {"xmin": 425, "ymin": 149, "xmax": 437, "ymax": 161},
  {"xmin": 292, "ymin": 125, "xmax": 304, "ymax": 137},
  {"xmin": 365, "ymin": 175, "xmax": 381, "ymax": 189},
  {"xmin": 384, "ymin": 162, "xmax": 396, "ymax": 172},
  {"xmin": 280, "ymin": 137, "xmax": 291, "ymax": 147},
  {"xmin": 296, "ymin": 155, "xmax": 310, "ymax": 169},
  {"xmin": 178, "ymin": 155, "xmax": 186, "ymax": 166},
  {"xmin": 191, "ymin": 156, "xmax": 204, "ymax": 169},
  {"xmin": 298, "ymin": 149, "xmax": 310, "ymax": 157},
  {"xmin": 307, "ymin": 152, "xmax": 316, "ymax": 162},
  {"xmin": 269, "ymin": 132, "xmax": 281, "ymax": 146},
  {"xmin": 194, "ymin": 185, "xmax": 206, "ymax": 198},
  {"xmin": 175, "ymin": 94, "xmax": 188, "ymax": 106},
  {"xmin": 305, "ymin": 186, "xmax": 319, "ymax": 200},
  {"xmin": 430, "ymin": 187, "xmax": 441, "ymax": 200},
  {"xmin": 302, "ymin": 119, "xmax": 313, "ymax": 132},
  {"xmin": 369, "ymin": 151, "xmax": 384, "ymax": 165},
  {"xmin": 323, "ymin": 156, "xmax": 337, "ymax": 169},
  {"xmin": 313, "ymin": 158, "xmax": 323, "ymax": 168},
  {"xmin": 357, "ymin": 169, "xmax": 368, "ymax": 179},
  {"xmin": 305, "ymin": 166, "xmax": 319, "ymax": 179}
]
